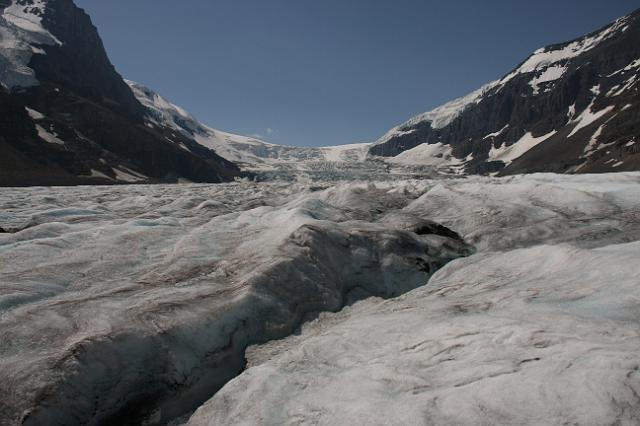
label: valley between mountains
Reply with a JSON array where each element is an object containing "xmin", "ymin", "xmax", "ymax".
[{"xmin": 1, "ymin": 1, "xmax": 640, "ymax": 426}]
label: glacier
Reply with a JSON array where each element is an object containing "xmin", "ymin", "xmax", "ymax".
[
  {"xmin": 0, "ymin": 178, "xmax": 472, "ymax": 425},
  {"xmin": 186, "ymin": 172, "xmax": 640, "ymax": 426},
  {"xmin": 1, "ymin": 172, "xmax": 639, "ymax": 425}
]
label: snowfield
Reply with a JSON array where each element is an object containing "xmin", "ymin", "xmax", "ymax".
[{"xmin": 1, "ymin": 172, "xmax": 639, "ymax": 425}]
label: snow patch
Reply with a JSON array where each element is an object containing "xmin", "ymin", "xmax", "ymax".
[
  {"xmin": 583, "ymin": 123, "xmax": 606, "ymax": 155},
  {"xmin": 608, "ymin": 74, "xmax": 638, "ymax": 97},
  {"xmin": 113, "ymin": 167, "xmax": 147, "ymax": 183},
  {"xmin": 89, "ymin": 169, "xmax": 112, "ymax": 180},
  {"xmin": 489, "ymin": 130, "xmax": 557, "ymax": 165},
  {"xmin": 607, "ymin": 58, "xmax": 640, "ymax": 77},
  {"xmin": 529, "ymin": 65, "xmax": 567, "ymax": 95},
  {"xmin": 387, "ymin": 142, "xmax": 462, "ymax": 167},
  {"xmin": 25, "ymin": 106, "xmax": 44, "ymax": 120},
  {"xmin": 500, "ymin": 16, "xmax": 629, "ymax": 87},
  {"xmin": 568, "ymin": 104, "xmax": 615, "ymax": 138},
  {"xmin": 482, "ymin": 124, "xmax": 509, "ymax": 140},
  {"xmin": 36, "ymin": 124, "xmax": 64, "ymax": 145}
]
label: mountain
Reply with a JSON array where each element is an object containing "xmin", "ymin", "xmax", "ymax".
[
  {"xmin": 127, "ymin": 80, "xmax": 371, "ymax": 170},
  {"xmin": 370, "ymin": 9, "xmax": 640, "ymax": 175},
  {"xmin": 0, "ymin": 0, "xmax": 242, "ymax": 186}
]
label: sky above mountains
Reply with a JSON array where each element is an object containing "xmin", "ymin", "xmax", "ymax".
[{"xmin": 75, "ymin": 0, "xmax": 636, "ymax": 147}]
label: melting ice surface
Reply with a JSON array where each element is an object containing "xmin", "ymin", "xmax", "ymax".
[
  {"xmin": 188, "ymin": 172, "xmax": 640, "ymax": 426},
  {"xmin": 1, "ymin": 172, "xmax": 640, "ymax": 426},
  {"xmin": 0, "ymin": 178, "xmax": 472, "ymax": 425}
]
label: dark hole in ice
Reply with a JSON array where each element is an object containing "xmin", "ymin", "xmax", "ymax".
[
  {"xmin": 309, "ymin": 186, "xmax": 328, "ymax": 192},
  {"xmin": 414, "ymin": 223, "xmax": 462, "ymax": 240},
  {"xmin": 414, "ymin": 258, "xmax": 432, "ymax": 273}
]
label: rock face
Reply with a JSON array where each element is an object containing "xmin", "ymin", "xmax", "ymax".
[
  {"xmin": 0, "ymin": 181, "xmax": 472, "ymax": 425},
  {"xmin": 0, "ymin": 0, "xmax": 241, "ymax": 186},
  {"xmin": 371, "ymin": 9, "xmax": 640, "ymax": 175}
]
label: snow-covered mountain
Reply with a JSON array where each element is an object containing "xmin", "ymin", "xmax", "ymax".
[
  {"xmin": 371, "ymin": 9, "xmax": 640, "ymax": 175},
  {"xmin": 127, "ymin": 80, "xmax": 371, "ymax": 170},
  {"xmin": 0, "ymin": 0, "xmax": 241, "ymax": 186},
  {"xmin": 1, "ymin": 0, "xmax": 638, "ymax": 186}
]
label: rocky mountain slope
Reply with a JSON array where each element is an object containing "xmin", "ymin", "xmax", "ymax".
[
  {"xmin": 0, "ymin": 0, "xmax": 241, "ymax": 186},
  {"xmin": 127, "ymin": 80, "xmax": 371, "ymax": 171},
  {"xmin": 371, "ymin": 9, "xmax": 640, "ymax": 175}
]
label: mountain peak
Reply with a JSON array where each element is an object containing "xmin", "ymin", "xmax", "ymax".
[
  {"xmin": 0, "ymin": 0, "xmax": 245, "ymax": 186},
  {"xmin": 371, "ymin": 8, "xmax": 640, "ymax": 175}
]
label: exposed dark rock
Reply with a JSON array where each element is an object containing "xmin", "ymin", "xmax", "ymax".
[
  {"xmin": 371, "ymin": 9, "xmax": 640, "ymax": 175},
  {"xmin": 0, "ymin": 0, "xmax": 243, "ymax": 186}
]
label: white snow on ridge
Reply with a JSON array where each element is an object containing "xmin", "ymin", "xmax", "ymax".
[
  {"xmin": 126, "ymin": 79, "xmax": 212, "ymax": 136},
  {"xmin": 528, "ymin": 65, "xmax": 567, "ymax": 95},
  {"xmin": 404, "ymin": 81, "xmax": 500, "ymax": 130},
  {"xmin": 3, "ymin": 0, "xmax": 59, "ymax": 43},
  {"xmin": 501, "ymin": 16, "xmax": 629, "ymax": 87},
  {"xmin": 374, "ymin": 15, "xmax": 630, "ymax": 147},
  {"xmin": 375, "ymin": 80, "xmax": 500, "ymax": 146},
  {"xmin": 127, "ymin": 80, "xmax": 371, "ymax": 168},
  {"xmin": 0, "ymin": 0, "xmax": 61, "ymax": 90}
]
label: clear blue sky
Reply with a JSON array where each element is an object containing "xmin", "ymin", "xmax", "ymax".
[{"xmin": 74, "ymin": 0, "xmax": 637, "ymax": 147}]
